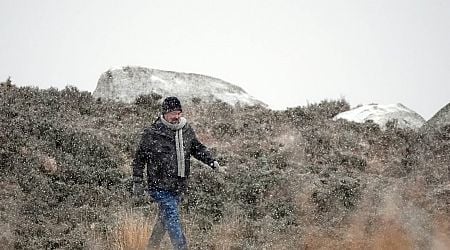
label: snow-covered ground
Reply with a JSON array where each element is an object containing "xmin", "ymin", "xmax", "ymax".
[{"xmin": 334, "ymin": 103, "xmax": 426, "ymax": 130}]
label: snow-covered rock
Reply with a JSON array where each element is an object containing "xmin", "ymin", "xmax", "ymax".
[
  {"xmin": 333, "ymin": 103, "xmax": 425, "ymax": 130},
  {"xmin": 92, "ymin": 66, "xmax": 266, "ymax": 107}
]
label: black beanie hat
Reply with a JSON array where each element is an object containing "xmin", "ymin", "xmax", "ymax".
[{"xmin": 161, "ymin": 96, "xmax": 182, "ymax": 114}]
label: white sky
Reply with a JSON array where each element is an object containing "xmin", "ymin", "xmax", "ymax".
[{"xmin": 1, "ymin": 0, "xmax": 449, "ymax": 119}]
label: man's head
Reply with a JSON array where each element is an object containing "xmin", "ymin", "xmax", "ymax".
[{"xmin": 162, "ymin": 96, "xmax": 183, "ymax": 124}]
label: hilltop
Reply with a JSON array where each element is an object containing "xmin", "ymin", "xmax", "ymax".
[{"xmin": 422, "ymin": 103, "xmax": 450, "ymax": 132}]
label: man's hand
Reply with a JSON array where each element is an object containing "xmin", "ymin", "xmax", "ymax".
[
  {"xmin": 132, "ymin": 181, "xmax": 151, "ymax": 206},
  {"xmin": 212, "ymin": 160, "xmax": 227, "ymax": 174},
  {"xmin": 133, "ymin": 182, "xmax": 145, "ymax": 197}
]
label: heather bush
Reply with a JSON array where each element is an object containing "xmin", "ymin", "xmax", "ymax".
[{"xmin": 286, "ymin": 98, "xmax": 350, "ymax": 126}]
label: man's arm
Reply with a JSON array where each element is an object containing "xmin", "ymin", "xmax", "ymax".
[
  {"xmin": 191, "ymin": 132, "xmax": 217, "ymax": 169},
  {"xmin": 132, "ymin": 129, "xmax": 151, "ymax": 195}
]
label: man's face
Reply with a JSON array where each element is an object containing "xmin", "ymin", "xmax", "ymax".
[{"xmin": 163, "ymin": 110, "xmax": 182, "ymax": 124}]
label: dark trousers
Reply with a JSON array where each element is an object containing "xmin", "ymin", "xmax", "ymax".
[{"xmin": 148, "ymin": 190, "xmax": 187, "ymax": 250}]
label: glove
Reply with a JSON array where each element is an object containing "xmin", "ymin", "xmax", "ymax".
[
  {"xmin": 132, "ymin": 181, "xmax": 149, "ymax": 207},
  {"xmin": 132, "ymin": 181, "xmax": 145, "ymax": 197},
  {"xmin": 211, "ymin": 160, "xmax": 226, "ymax": 174}
]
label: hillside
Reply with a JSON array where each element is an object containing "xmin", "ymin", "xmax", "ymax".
[
  {"xmin": 0, "ymin": 82, "xmax": 448, "ymax": 249},
  {"xmin": 422, "ymin": 103, "xmax": 450, "ymax": 132}
]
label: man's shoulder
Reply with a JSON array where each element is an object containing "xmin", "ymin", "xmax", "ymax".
[
  {"xmin": 147, "ymin": 118, "xmax": 164, "ymax": 131},
  {"xmin": 146, "ymin": 118, "xmax": 174, "ymax": 138},
  {"xmin": 140, "ymin": 121, "xmax": 160, "ymax": 136},
  {"xmin": 183, "ymin": 120, "xmax": 195, "ymax": 132}
]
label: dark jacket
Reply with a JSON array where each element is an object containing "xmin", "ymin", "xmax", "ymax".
[{"xmin": 132, "ymin": 117, "xmax": 215, "ymax": 193}]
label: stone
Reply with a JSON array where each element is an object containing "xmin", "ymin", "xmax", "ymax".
[{"xmin": 93, "ymin": 66, "xmax": 266, "ymax": 107}]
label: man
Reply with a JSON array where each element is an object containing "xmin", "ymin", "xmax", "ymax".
[{"xmin": 132, "ymin": 96, "xmax": 220, "ymax": 250}]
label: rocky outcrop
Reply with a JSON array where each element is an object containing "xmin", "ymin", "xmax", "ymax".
[
  {"xmin": 92, "ymin": 66, "xmax": 266, "ymax": 107},
  {"xmin": 333, "ymin": 103, "xmax": 425, "ymax": 130}
]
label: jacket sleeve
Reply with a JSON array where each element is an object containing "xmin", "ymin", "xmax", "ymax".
[
  {"xmin": 191, "ymin": 130, "xmax": 216, "ymax": 168},
  {"xmin": 132, "ymin": 129, "xmax": 151, "ymax": 183}
]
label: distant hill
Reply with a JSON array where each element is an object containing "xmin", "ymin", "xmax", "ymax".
[
  {"xmin": 422, "ymin": 103, "xmax": 450, "ymax": 131},
  {"xmin": 333, "ymin": 103, "xmax": 426, "ymax": 130},
  {"xmin": 93, "ymin": 66, "xmax": 267, "ymax": 107}
]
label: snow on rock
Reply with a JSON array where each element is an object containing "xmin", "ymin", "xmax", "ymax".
[
  {"xmin": 333, "ymin": 103, "xmax": 425, "ymax": 130},
  {"xmin": 93, "ymin": 66, "xmax": 267, "ymax": 107}
]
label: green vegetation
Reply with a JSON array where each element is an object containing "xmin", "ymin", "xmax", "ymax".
[{"xmin": 0, "ymin": 82, "xmax": 448, "ymax": 249}]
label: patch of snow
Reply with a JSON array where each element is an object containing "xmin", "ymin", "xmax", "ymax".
[
  {"xmin": 150, "ymin": 75, "xmax": 167, "ymax": 84},
  {"xmin": 333, "ymin": 103, "xmax": 425, "ymax": 130}
]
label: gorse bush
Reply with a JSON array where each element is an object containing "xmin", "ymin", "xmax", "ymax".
[
  {"xmin": 286, "ymin": 98, "xmax": 350, "ymax": 126},
  {"xmin": 0, "ymin": 84, "xmax": 132, "ymax": 248}
]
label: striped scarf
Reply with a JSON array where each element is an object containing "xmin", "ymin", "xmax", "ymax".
[{"xmin": 160, "ymin": 116, "xmax": 187, "ymax": 177}]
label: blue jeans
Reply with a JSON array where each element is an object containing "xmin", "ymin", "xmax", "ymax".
[{"xmin": 148, "ymin": 190, "xmax": 187, "ymax": 250}]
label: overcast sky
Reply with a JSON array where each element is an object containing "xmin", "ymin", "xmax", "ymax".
[{"xmin": 1, "ymin": 0, "xmax": 449, "ymax": 119}]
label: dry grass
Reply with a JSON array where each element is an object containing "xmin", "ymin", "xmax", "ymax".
[
  {"xmin": 0, "ymin": 223, "xmax": 15, "ymax": 250},
  {"xmin": 302, "ymin": 219, "xmax": 413, "ymax": 250},
  {"xmin": 370, "ymin": 218, "xmax": 413, "ymax": 250},
  {"xmin": 87, "ymin": 175, "xmax": 449, "ymax": 250},
  {"xmin": 432, "ymin": 214, "xmax": 450, "ymax": 250},
  {"xmin": 297, "ymin": 181, "xmax": 438, "ymax": 250},
  {"xmin": 109, "ymin": 209, "xmax": 154, "ymax": 250},
  {"xmin": 208, "ymin": 214, "xmax": 245, "ymax": 249}
]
